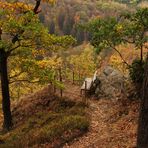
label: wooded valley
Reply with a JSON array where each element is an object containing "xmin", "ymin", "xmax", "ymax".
[{"xmin": 0, "ymin": 0, "xmax": 148, "ymax": 147}]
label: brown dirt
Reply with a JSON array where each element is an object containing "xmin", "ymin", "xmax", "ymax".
[{"xmin": 62, "ymin": 83, "xmax": 140, "ymax": 148}]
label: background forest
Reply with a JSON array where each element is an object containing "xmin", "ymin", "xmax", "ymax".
[{"xmin": 38, "ymin": 0, "xmax": 147, "ymax": 43}]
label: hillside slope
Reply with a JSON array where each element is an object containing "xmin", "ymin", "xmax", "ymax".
[
  {"xmin": 0, "ymin": 81, "xmax": 140, "ymax": 148},
  {"xmin": 0, "ymin": 85, "xmax": 89, "ymax": 147}
]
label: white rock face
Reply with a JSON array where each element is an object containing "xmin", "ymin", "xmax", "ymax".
[{"xmin": 95, "ymin": 66, "xmax": 126, "ymax": 98}]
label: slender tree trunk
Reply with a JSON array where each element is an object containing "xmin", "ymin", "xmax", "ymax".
[
  {"xmin": 140, "ymin": 45, "xmax": 143, "ymax": 62},
  {"xmin": 59, "ymin": 68, "xmax": 63, "ymax": 97},
  {"xmin": 137, "ymin": 56, "xmax": 148, "ymax": 148},
  {"xmin": 0, "ymin": 49, "xmax": 12, "ymax": 130}
]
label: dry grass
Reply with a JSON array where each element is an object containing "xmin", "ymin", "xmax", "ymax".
[{"xmin": 0, "ymin": 86, "xmax": 89, "ymax": 148}]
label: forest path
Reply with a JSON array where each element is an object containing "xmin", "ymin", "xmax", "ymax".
[
  {"xmin": 63, "ymin": 83, "xmax": 138, "ymax": 148},
  {"xmin": 64, "ymin": 98, "xmax": 118, "ymax": 148}
]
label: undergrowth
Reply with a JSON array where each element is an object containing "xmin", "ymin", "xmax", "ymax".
[{"xmin": 0, "ymin": 98, "xmax": 89, "ymax": 148}]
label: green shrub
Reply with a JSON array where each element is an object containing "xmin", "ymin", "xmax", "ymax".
[{"xmin": 129, "ymin": 58, "xmax": 145, "ymax": 84}]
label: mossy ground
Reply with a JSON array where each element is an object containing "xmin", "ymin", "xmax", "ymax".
[{"xmin": 0, "ymin": 98, "xmax": 89, "ymax": 148}]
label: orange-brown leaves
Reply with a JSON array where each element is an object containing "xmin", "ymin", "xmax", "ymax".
[{"xmin": 0, "ymin": 2, "xmax": 32, "ymax": 13}]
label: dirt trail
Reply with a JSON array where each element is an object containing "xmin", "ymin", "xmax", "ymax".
[
  {"xmin": 63, "ymin": 83, "xmax": 138, "ymax": 148},
  {"xmin": 64, "ymin": 99, "xmax": 117, "ymax": 148}
]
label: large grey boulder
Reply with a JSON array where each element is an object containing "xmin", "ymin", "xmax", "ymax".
[{"xmin": 95, "ymin": 66, "xmax": 126, "ymax": 99}]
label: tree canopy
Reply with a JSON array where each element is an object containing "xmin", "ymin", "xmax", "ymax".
[
  {"xmin": 0, "ymin": 0, "xmax": 75, "ymax": 130},
  {"xmin": 87, "ymin": 8, "xmax": 148, "ymax": 66}
]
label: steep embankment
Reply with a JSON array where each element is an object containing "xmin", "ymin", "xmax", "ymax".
[{"xmin": 0, "ymin": 85, "xmax": 89, "ymax": 147}]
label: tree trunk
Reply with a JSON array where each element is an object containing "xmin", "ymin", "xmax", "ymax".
[
  {"xmin": 0, "ymin": 49, "xmax": 12, "ymax": 130},
  {"xmin": 137, "ymin": 56, "xmax": 148, "ymax": 148},
  {"xmin": 140, "ymin": 45, "xmax": 143, "ymax": 62}
]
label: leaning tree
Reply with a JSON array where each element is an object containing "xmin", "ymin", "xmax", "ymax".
[{"xmin": 0, "ymin": 1, "xmax": 75, "ymax": 130}]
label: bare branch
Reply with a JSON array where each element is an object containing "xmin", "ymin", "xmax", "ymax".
[
  {"xmin": 113, "ymin": 47, "xmax": 131, "ymax": 68},
  {"xmin": 9, "ymin": 71, "xmax": 25, "ymax": 79},
  {"xmin": 34, "ymin": 0, "xmax": 41, "ymax": 14},
  {"xmin": 107, "ymin": 41, "xmax": 131, "ymax": 68},
  {"xmin": 8, "ymin": 44, "xmax": 20, "ymax": 54}
]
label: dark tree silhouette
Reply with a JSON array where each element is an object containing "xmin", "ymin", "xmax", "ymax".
[
  {"xmin": 58, "ymin": 11, "xmax": 65, "ymax": 30},
  {"xmin": 0, "ymin": 49, "xmax": 12, "ymax": 130},
  {"xmin": 39, "ymin": 13, "xmax": 45, "ymax": 23},
  {"xmin": 137, "ymin": 55, "xmax": 148, "ymax": 148},
  {"xmin": 49, "ymin": 20, "xmax": 55, "ymax": 34}
]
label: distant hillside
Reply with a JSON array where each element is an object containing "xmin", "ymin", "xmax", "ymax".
[
  {"xmin": 4, "ymin": 0, "xmax": 147, "ymax": 43},
  {"xmin": 38, "ymin": 0, "xmax": 131, "ymax": 43}
]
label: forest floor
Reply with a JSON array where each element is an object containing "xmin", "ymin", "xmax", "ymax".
[
  {"xmin": 63, "ymin": 83, "xmax": 139, "ymax": 148},
  {"xmin": 0, "ymin": 83, "xmax": 140, "ymax": 148}
]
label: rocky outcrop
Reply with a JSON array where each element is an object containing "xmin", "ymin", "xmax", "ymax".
[{"xmin": 95, "ymin": 66, "xmax": 127, "ymax": 99}]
